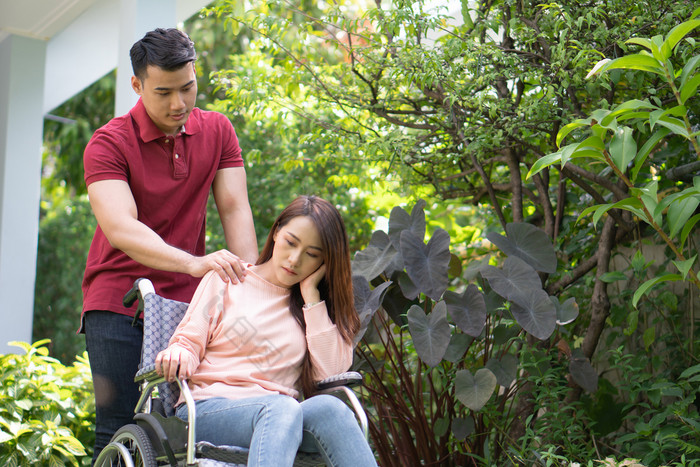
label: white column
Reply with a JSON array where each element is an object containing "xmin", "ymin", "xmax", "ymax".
[
  {"xmin": 115, "ymin": 0, "xmax": 177, "ymax": 116},
  {"xmin": 0, "ymin": 34, "xmax": 47, "ymax": 354}
]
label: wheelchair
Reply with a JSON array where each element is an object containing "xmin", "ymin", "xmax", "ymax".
[{"xmin": 95, "ymin": 278, "xmax": 368, "ymax": 466}]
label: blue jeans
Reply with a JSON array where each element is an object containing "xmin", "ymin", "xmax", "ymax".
[
  {"xmin": 176, "ymin": 394, "xmax": 377, "ymax": 467},
  {"xmin": 84, "ymin": 310, "xmax": 143, "ymax": 464}
]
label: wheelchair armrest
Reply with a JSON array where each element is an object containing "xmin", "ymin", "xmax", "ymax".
[
  {"xmin": 134, "ymin": 364, "xmax": 164, "ymax": 384},
  {"xmin": 316, "ymin": 371, "xmax": 362, "ymax": 390}
]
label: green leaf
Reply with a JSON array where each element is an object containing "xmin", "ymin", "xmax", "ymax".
[
  {"xmin": 606, "ymin": 197, "xmax": 647, "ymax": 223},
  {"xmin": 598, "ymin": 54, "xmax": 665, "ymax": 76},
  {"xmin": 407, "ymin": 302, "xmax": 451, "ymax": 367},
  {"xmin": 680, "ymin": 213, "xmax": 700, "ymax": 249},
  {"xmin": 15, "ymin": 400, "xmax": 32, "ymax": 411},
  {"xmin": 672, "ymin": 255, "xmax": 697, "ymax": 280},
  {"xmin": 577, "ymin": 203, "xmax": 608, "ymax": 226},
  {"xmin": 680, "ymin": 74, "xmax": 700, "ymax": 104},
  {"xmin": 433, "ymin": 417, "xmax": 449, "ymax": 438},
  {"xmin": 651, "ymin": 34, "xmax": 670, "ymax": 62},
  {"xmin": 586, "ymin": 58, "xmax": 612, "ymax": 79},
  {"xmin": 626, "ymin": 37, "xmax": 652, "ymax": 51},
  {"xmin": 0, "ymin": 431, "xmax": 13, "ymax": 443},
  {"xmin": 609, "ymin": 126, "xmax": 637, "ymax": 172},
  {"xmin": 651, "ymin": 114, "xmax": 689, "ymax": 137},
  {"xmin": 527, "ymin": 151, "xmax": 564, "ymax": 179},
  {"xmin": 679, "ymin": 55, "xmax": 700, "ymax": 90},
  {"xmin": 556, "ymin": 119, "xmax": 591, "ymax": 147},
  {"xmin": 631, "ymin": 127, "xmax": 671, "ymax": 182},
  {"xmin": 643, "ymin": 327, "xmax": 656, "ymax": 350},
  {"xmin": 599, "ymin": 271, "xmax": 628, "ymax": 283},
  {"xmin": 608, "ymin": 99, "xmax": 657, "ymax": 120},
  {"xmin": 664, "ymin": 19, "xmax": 700, "ymax": 53},
  {"xmin": 667, "ymin": 193, "xmax": 700, "ymax": 238},
  {"xmin": 633, "ymin": 181, "xmax": 659, "ymax": 223},
  {"xmin": 455, "ymin": 368, "xmax": 497, "ymax": 411},
  {"xmin": 632, "ymin": 274, "xmax": 683, "ymax": 308},
  {"xmin": 631, "ymin": 250, "xmax": 647, "ymax": 272},
  {"xmin": 679, "ymin": 364, "xmax": 700, "ymax": 380}
]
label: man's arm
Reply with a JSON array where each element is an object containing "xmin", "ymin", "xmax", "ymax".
[
  {"xmin": 212, "ymin": 167, "xmax": 259, "ymax": 264},
  {"xmin": 87, "ymin": 179, "xmax": 247, "ymax": 282}
]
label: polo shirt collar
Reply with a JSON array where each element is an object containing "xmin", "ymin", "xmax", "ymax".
[{"xmin": 131, "ymin": 98, "xmax": 201, "ymax": 142}]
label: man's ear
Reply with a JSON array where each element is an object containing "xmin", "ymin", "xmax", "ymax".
[{"xmin": 131, "ymin": 76, "xmax": 143, "ymax": 95}]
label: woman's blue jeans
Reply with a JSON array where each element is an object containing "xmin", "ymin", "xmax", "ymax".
[{"xmin": 176, "ymin": 394, "xmax": 377, "ymax": 467}]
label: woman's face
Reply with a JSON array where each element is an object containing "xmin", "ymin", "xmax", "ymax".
[{"xmin": 264, "ymin": 216, "xmax": 324, "ymax": 288}]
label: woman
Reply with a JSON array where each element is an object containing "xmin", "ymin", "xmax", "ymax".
[{"xmin": 155, "ymin": 195, "xmax": 377, "ymax": 467}]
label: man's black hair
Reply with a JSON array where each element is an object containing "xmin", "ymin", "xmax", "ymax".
[{"xmin": 130, "ymin": 28, "xmax": 196, "ymax": 80}]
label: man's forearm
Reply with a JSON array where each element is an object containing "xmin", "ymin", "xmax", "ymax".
[
  {"xmin": 108, "ymin": 219, "xmax": 197, "ymax": 275},
  {"xmin": 222, "ymin": 207, "xmax": 258, "ymax": 263}
]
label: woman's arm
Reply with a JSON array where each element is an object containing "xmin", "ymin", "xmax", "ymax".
[
  {"xmin": 155, "ymin": 271, "xmax": 226, "ymax": 382},
  {"xmin": 304, "ymin": 302, "xmax": 354, "ymax": 381}
]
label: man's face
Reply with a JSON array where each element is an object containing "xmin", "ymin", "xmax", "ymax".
[{"xmin": 131, "ymin": 63, "xmax": 197, "ymax": 136}]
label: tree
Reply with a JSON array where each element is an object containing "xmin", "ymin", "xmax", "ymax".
[{"xmin": 209, "ymin": 0, "xmax": 700, "ymax": 462}]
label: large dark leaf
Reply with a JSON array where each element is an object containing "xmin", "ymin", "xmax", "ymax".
[
  {"xmin": 407, "ymin": 302, "xmax": 451, "ymax": 367},
  {"xmin": 480, "ymin": 256, "xmax": 542, "ymax": 307},
  {"xmin": 351, "ymin": 230, "xmax": 398, "ymax": 281},
  {"xmin": 552, "ymin": 296, "xmax": 579, "ymax": 325},
  {"xmin": 443, "ymin": 333, "xmax": 473, "ymax": 363},
  {"xmin": 455, "ymin": 368, "xmax": 497, "ymax": 411},
  {"xmin": 381, "ymin": 283, "xmax": 415, "ymax": 327},
  {"xmin": 388, "ymin": 199, "xmax": 427, "ymax": 248},
  {"xmin": 510, "ymin": 288, "xmax": 557, "ymax": 340},
  {"xmin": 397, "ymin": 270, "xmax": 420, "ymax": 300},
  {"xmin": 401, "ymin": 228, "xmax": 451, "ymax": 301},
  {"xmin": 485, "ymin": 354, "xmax": 518, "ymax": 388},
  {"xmin": 570, "ymin": 354, "xmax": 598, "ymax": 393},
  {"xmin": 352, "ymin": 275, "xmax": 392, "ymax": 344},
  {"xmin": 452, "ymin": 417, "xmax": 475, "ymax": 440},
  {"xmin": 486, "ymin": 222, "xmax": 557, "ymax": 273},
  {"xmin": 444, "ymin": 284, "xmax": 487, "ymax": 337}
]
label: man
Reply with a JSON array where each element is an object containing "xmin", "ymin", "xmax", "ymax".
[{"xmin": 81, "ymin": 28, "xmax": 258, "ymax": 461}]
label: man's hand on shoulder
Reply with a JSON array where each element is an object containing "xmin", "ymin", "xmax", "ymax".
[{"xmin": 187, "ymin": 250, "xmax": 248, "ymax": 284}]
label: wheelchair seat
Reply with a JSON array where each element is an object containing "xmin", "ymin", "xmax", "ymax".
[{"xmin": 95, "ymin": 278, "xmax": 367, "ymax": 467}]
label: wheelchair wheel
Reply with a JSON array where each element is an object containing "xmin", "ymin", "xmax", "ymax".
[{"xmin": 95, "ymin": 424, "xmax": 158, "ymax": 467}]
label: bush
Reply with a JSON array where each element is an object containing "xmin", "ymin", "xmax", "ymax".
[{"xmin": 0, "ymin": 340, "xmax": 94, "ymax": 466}]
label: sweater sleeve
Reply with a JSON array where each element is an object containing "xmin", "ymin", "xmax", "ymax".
[
  {"xmin": 167, "ymin": 271, "xmax": 225, "ymax": 369},
  {"xmin": 304, "ymin": 302, "xmax": 354, "ymax": 381}
]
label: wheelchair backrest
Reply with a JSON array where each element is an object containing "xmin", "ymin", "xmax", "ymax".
[{"xmin": 137, "ymin": 293, "xmax": 190, "ymax": 417}]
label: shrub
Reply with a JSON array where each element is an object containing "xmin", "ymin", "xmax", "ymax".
[{"xmin": 0, "ymin": 340, "xmax": 94, "ymax": 466}]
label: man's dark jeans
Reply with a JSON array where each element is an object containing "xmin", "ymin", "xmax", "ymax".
[{"xmin": 84, "ymin": 310, "xmax": 143, "ymax": 463}]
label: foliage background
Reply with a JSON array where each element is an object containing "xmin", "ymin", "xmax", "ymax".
[{"xmin": 25, "ymin": 0, "xmax": 700, "ymax": 464}]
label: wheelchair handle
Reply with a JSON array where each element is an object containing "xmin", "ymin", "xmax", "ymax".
[{"xmin": 123, "ymin": 278, "xmax": 156, "ymax": 326}]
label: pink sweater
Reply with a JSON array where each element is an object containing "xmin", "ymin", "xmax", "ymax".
[{"xmin": 168, "ymin": 269, "xmax": 353, "ymax": 402}]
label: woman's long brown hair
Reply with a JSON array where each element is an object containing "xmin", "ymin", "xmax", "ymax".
[{"xmin": 256, "ymin": 195, "xmax": 359, "ymax": 397}]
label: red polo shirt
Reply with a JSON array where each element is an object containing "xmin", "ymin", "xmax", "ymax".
[{"xmin": 82, "ymin": 98, "xmax": 243, "ymax": 318}]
